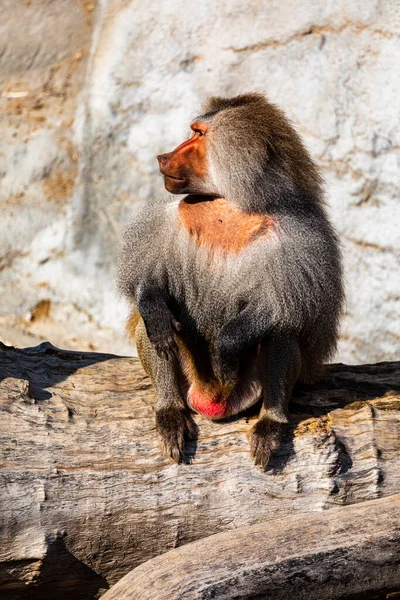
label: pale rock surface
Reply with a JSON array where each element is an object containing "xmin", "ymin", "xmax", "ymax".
[{"xmin": 0, "ymin": 0, "xmax": 399, "ymax": 362}]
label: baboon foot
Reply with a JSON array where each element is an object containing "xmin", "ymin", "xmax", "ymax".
[
  {"xmin": 249, "ymin": 418, "xmax": 282, "ymax": 469},
  {"xmin": 156, "ymin": 406, "xmax": 198, "ymax": 463}
]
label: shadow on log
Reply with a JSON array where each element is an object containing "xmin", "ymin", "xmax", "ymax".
[{"xmin": 0, "ymin": 341, "xmax": 399, "ymax": 598}]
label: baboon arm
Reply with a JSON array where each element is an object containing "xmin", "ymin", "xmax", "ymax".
[{"xmin": 137, "ymin": 283, "xmax": 181, "ymax": 360}]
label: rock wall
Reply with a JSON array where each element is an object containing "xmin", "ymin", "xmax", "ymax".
[{"xmin": 0, "ymin": 0, "xmax": 399, "ymax": 362}]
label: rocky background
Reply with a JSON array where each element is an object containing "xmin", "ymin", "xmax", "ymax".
[{"xmin": 0, "ymin": 0, "xmax": 399, "ymax": 363}]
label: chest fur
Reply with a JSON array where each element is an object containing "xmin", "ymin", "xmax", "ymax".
[{"xmin": 178, "ymin": 197, "xmax": 273, "ymax": 254}]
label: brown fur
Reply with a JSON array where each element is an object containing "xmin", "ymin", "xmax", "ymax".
[{"xmin": 126, "ymin": 309, "xmax": 140, "ymax": 342}]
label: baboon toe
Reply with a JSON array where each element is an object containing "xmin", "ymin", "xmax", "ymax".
[{"xmin": 160, "ymin": 434, "xmax": 183, "ymax": 463}]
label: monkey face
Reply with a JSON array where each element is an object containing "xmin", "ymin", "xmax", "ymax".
[{"xmin": 157, "ymin": 122, "xmax": 217, "ymax": 196}]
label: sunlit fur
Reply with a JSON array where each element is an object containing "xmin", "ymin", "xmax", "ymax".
[
  {"xmin": 117, "ymin": 93, "xmax": 344, "ymax": 465},
  {"xmin": 202, "ymin": 94, "xmax": 324, "ymax": 213},
  {"xmin": 118, "ymin": 94, "xmax": 343, "ymax": 384}
]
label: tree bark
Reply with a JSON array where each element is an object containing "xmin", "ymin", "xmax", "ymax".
[
  {"xmin": 102, "ymin": 493, "xmax": 400, "ymax": 600},
  {"xmin": 0, "ymin": 341, "xmax": 399, "ymax": 599}
]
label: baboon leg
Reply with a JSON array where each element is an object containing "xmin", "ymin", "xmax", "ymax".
[
  {"xmin": 250, "ymin": 336, "xmax": 301, "ymax": 469},
  {"xmin": 136, "ymin": 318, "xmax": 197, "ymax": 463}
]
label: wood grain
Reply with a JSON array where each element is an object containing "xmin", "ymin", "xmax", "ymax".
[
  {"xmin": 102, "ymin": 493, "xmax": 400, "ymax": 600},
  {"xmin": 0, "ymin": 341, "xmax": 399, "ymax": 598}
]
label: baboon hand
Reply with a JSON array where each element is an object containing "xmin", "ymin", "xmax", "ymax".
[
  {"xmin": 156, "ymin": 406, "xmax": 198, "ymax": 463},
  {"xmin": 145, "ymin": 313, "xmax": 182, "ymax": 360},
  {"xmin": 249, "ymin": 418, "xmax": 282, "ymax": 469}
]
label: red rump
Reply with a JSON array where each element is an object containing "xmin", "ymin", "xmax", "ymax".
[{"xmin": 189, "ymin": 387, "xmax": 229, "ymax": 420}]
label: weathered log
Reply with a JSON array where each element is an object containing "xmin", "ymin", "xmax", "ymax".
[
  {"xmin": 102, "ymin": 493, "xmax": 400, "ymax": 600},
  {"xmin": 0, "ymin": 341, "xmax": 399, "ymax": 599}
]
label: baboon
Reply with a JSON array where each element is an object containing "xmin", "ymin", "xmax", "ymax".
[{"xmin": 117, "ymin": 93, "xmax": 344, "ymax": 468}]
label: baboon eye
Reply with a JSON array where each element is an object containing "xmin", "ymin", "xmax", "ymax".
[{"xmin": 191, "ymin": 123, "xmax": 207, "ymax": 137}]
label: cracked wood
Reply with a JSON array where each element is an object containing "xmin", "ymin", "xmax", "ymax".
[{"xmin": 0, "ymin": 341, "xmax": 399, "ymax": 598}]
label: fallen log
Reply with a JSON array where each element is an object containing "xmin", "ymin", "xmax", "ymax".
[
  {"xmin": 102, "ymin": 493, "xmax": 400, "ymax": 600},
  {"xmin": 0, "ymin": 341, "xmax": 399, "ymax": 599}
]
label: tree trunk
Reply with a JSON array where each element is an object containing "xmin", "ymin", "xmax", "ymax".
[{"xmin": 0, "ymin": 341, "xmax": 399, "ymax": 599}]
